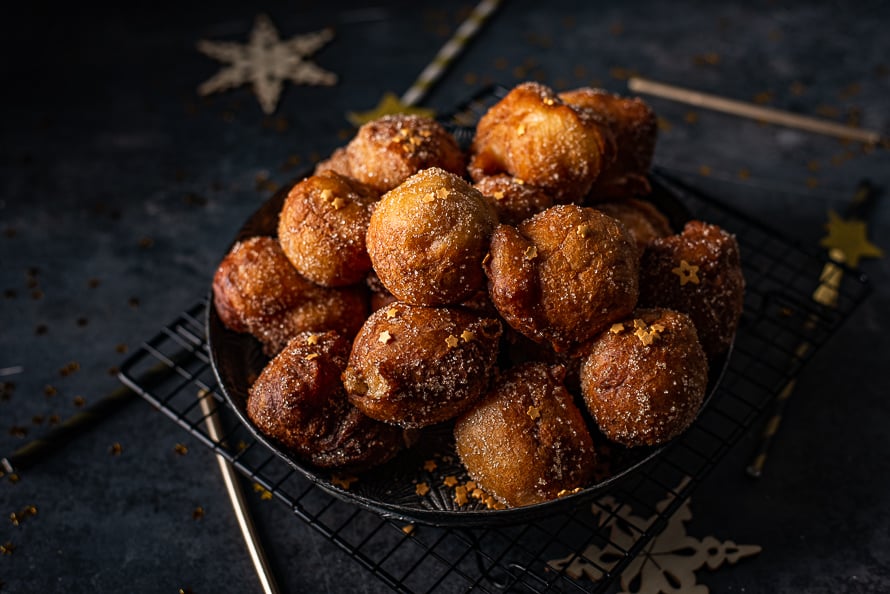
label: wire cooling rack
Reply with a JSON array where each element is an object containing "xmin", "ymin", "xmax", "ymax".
[{"xmin": 118, "ymin": 89, "xmax": 871, "ymax": 592}]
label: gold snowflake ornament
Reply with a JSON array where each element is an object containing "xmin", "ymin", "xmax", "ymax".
[{"xmin": 197, "ymin": 14, "xmax": 337, "ymax": 114}]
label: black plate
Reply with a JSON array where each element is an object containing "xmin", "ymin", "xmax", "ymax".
[{"xmin": 207, "ymin": 172, "xmax": 731, "ymax": 527}]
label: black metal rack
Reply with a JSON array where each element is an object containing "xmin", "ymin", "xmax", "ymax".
[{"xmin": 118, "ymin": 166, "xmax": 870, "ymax": 592}]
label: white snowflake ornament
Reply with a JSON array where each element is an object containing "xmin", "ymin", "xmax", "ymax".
[{"xmin": 197, "ymin": 13, "xmax": 337, "ymax": 114}]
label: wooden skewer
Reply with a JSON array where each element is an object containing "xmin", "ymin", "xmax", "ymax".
[
  {"xmin": 199, "ymin": 390, "xmax": 280, "ymax": 594},
  {"xmin": 628, "ymin": 77, "xmax": 884, "ymax": 145}
]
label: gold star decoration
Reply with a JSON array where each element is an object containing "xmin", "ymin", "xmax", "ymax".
[
  {"xmin": 346, "ymin": 92, "xmax": 436, "ymax": 127},
  {"xmin": 671, "ymin": 259, "xmax": 700, "ymax": 285},
  {"xmin": 819, "ymin": 210, "xmax": 883, "ymax": 268},
  {"xmin": 197, "ymin": 14, "xmax": 337, "ymax": 114}
]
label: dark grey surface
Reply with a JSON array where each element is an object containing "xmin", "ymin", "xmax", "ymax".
[{"xmin": 2, "ymin": 1, "xmax": 888, "ymax": 592}]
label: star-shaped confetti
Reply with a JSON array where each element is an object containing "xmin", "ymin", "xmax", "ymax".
[
  {"xmin": 671, "ymin": 259, "xmax": 700, "ymax": 285},
  {"xmin": 197, "ymin": 14, "xmax": 337, "ymax": 114},
  {"xmin": 346, "ymin": 92, "xmax": 436, "ymax": 127},
  {"xmin": 819, "ymin": 210, "xmax": 883, "ymax": 268}
]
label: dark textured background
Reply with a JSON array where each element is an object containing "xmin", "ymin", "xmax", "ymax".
[{"xmin": 1, "ymin": 1, "xmax": 888, "ymax": 592}]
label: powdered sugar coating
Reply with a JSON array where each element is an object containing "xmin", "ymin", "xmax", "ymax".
[
  {"xmin": 343, "ymin": 303, "xmax": 502, "ymax": 428},
  {"xmin": 454, "ymin": 362, "xmax": 596, "ymax": 507},
  {"xmin": 580, "ymin": 308, "xmax": 708, "ymax": 447}
]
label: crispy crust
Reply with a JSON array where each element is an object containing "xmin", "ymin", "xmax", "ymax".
[
  {"xmin": 454, "ymin": 362, "xmax": 596, "ymax": 507},
  {"xmin": 473, "ymin": 173, "xmax": 554, "ymax": 225},
  {"xmin": 594, "ymin": 198, "xmax": 673, "ymax": 256},
  {"xmin": 580, "ymin": 308, "xmax": 708, "ymax": 447}
]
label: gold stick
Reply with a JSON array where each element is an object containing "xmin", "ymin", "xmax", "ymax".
[
  {"xmin": 628, "ymin": 77, "xmax": 883, "ymax": 145},
  {"xmin": 199, "ymin": 390, "xmax": 280, "ymax": 594}
]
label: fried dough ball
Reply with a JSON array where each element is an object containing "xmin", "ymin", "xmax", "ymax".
[
  {"xmin": 342, "ymin": 303, "xmax": 502, "ymax": 428},
  {"xmin": 594, "ymin": 198, "xmax": 673, "ymax": 255},
  {"xmin": 278, "ymin": 171, "xmax": 379, "ymax": 287},
  {"xmin": 473, "ymin": 174, "xmax": 554, "ymax": 225},
  {"xmin": 485, "ymin": 204, "xmax": 639, "ymax": 353},
  {"xmin": 337, "ymin": 114, "xmax": 466, "ymax": 193},
  {"xmin": 314, "ymin": 146, "xmax": 352, "ymax": 178},
  {"xmin": 580, "ymin": 308, "xmax": 708, "ymax": 447},
  {"xmin": 559, "ymin": 87, "xmax": 657, "ymax": 201},
  {"xmin": 454, "ymin": 362, "xmax": 596, "ymax": 507},
  {"xmin": 638, "ymin": 221, "xmax": 745, "ymax": 359},
  {"xmin": 247, "ymin": 331, "xmax": 404, "ymax": 471},
  {"xmin": 213, "ymin": 236, "xmax": 302, "ymax": 334},
  {"xmin": 469, "ymin": 82, "xmax": 615, "ymax": 204},
  {"xmin": 367, "ymin": 167, "xmax": 498, "ymax": 306},
  {"xmin": 212, "ymin": 236, "xmax": 368, "ymax": 356}
]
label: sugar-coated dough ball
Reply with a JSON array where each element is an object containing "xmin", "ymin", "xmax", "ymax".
[
  {"xmin": 639, "ymin": 220, "xmax": 745, "ymax": 359},
  {"xmin": 594, "ymin": 198, "xmax": 673, "ymax": 256},
  {"xmin": 580, "ymin": 308, "xmax": 708, "ymax": 447},
  {"xmin": 278, "ymin": 171, "xmax": 379, "ymax": 287},
  {"xmin": 247, "ymin": 331, "xmax": 404, "ymax": 470},
  {"xmin": 559, "ymin": 87, "xmax": 657, "ymax": 201},
  {"xmin": 342, "ymin": 303, "xmax": 502, "ymax": 428},
  {"xmin": 454, "ymin": 362, "xmax": 597, "ymax": 507},
  {"xmin": 469, "ymin": 82, "xmax": 615, "ymax": 204},
  {"xmin": 473, "ymin": 174, "xmax": 554, "ymax": 225},
  {"xmin": 367, "ymin": 167, "xmax": 498, "ymax": 306},
  {"xmin": 341, "ymin": 114, "xmax": 466, "ymax": 193},
  {"xmin": 485, "ymin": 204, "xmax": 639, "ymax": 352}
]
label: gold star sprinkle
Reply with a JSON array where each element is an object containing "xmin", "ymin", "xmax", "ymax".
[
  {"xmin": 174, "ymin": 443, "xmax": 189, "ymax": 455},
  {"xmin": 576, "ymin": 224, "xmax": 591, "ymax": 238},
  {"xmin": 1, "ymin": 542, "xmax": 15, "ymax": 555},
  {"xmin": 378, "ymin": 330, "xmax": 392, "ymax": 344},
  {"xmin": 319, "ymin": 189, "xmax": 333, "ymax": 202},
  {"xmin": 672, "ymin": 259, "xmax": 700, "ymax": 285},
  {"xmin": 517, "ymin": 124, "xmax": 526, "ymax": 136},
  {"xmin": 443, "ymin": 475, "xmax": 458, "ymax": 488},
  {"xmin": 423, "ymin": 459, "xmax": 437, "ymax": 472},
  {"xmin": 445, "ymin": 335, "xmax": 459, "ymax": 349},
  {"xmin": 330, "ymin": 197, "xmax": 346, "ymax": 210},
  {"xmin": 401, "ymin": 524, "xmax": 415, "ymax": 535},
  {"xmin": 610, "ymin": 323, "xmax": 625, "ymax": 334},
  {"xmin": 305, "ymin": 353, "xmax": 319, "ymax": 361},
  {"xmin": 524, "ymin": 246, "xmax": 538, "ymax": 260},
  {"xmin": 460, "ymin": 330, "xmax": 475, "ymax": 343},
  {"xmin": 110, "ymin": 442, "xmax": 123, "ymax": 456},
  {"xmin": 635, "ymin": 327, "xmax": 657, "ymax": 346},
  {"xmin": 415, "ymin": 482, "xmax": 430, "ymax": 496},
  {"xmin": 527, "ymin": 405, "xmax": 541, "ymax": 420},
  {"xmin": 306, "ymin": 334, "xmax": 319, "ymax": 345},
  {"xmin": 556, "ymin": 487, "xmax": 582, "ymax": 497},
  {"xmin": 493, "ymin": 190, "xmax": 505, "ymax": 200},
  {"xmin": 454, "ymin": 485, "xmax": 469, "ymax": 506},
  {"xmin": 385, "ymin": 307, "xmax": 399, "ymax": 319},
  {"xmin": 192, "ymin": 507, "xmax": 205, "ymax": 520},
  {"xmin": 331, "ymin": 474, "xmax": 358, "ymax": 490}
]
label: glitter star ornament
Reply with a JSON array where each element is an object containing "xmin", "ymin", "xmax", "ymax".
[
  {"xmin": 819, "ymin": 210, "xmax": 883, "ymax": 268},
  {"xmin": 197, "ymin": 14, "xmax": 337, "ymax": 114}
]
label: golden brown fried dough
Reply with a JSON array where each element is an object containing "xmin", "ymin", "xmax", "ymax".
[
  {"xmin": 212, "ymin": 235, "xmax": 368, "ymax": 356},
  {"xmin": 469, "ymin": 82, "xmax": 615, "ymax": 204},
  {"xmin": 212, "ymin": 236, "xmax": 309, "ymax": 334},
  {"xmin": 594, "ymin": 198, "xmax": 673, "ymax": 255},
  {"xmin": 367, "ymin": 167, "xmax": 497, "ymax": 306},
  {"xmin": 314, "ymin": 146, "xmax": 352, "ymax": 178},
  {"xmin": 473, "ymin": 174, "xmax": 554, "ymax": 225},
  {"xmin": 485, "ymin": 205, "xmax": 639, "ymax": 352},
  {"xmin": 342, "ymin": 114, "xmax": 466, "ymax": 192},
  {"xmin": 278, "ymin": 171, "xmax": 379, "ymax": 287},
  {"xmin": 559, "ymin": 87, "xmax": 657, "ymax": 200},
  {"xmin": 454, "ymin": 362, "xmax": 596, "ymax": 507},
  {"xmin": 342, "ymin": 303, "xmax": 502, "ymax": 428},
  {"xmin": 638, "ymin": 221, "xmax": 745, "ymax": 359},
  {"xmin": 580, "ymin": 308, "xmax": 708, "ymax": 447},
  {"xmin": 247, "ymin": 331, "xmax": 404, "ymax": 470}
]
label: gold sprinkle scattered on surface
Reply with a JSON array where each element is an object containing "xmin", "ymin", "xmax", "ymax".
[
  {"xmin": 331, "ymin": 474, "xmax": 358, "ymax": 490},
  {"xmin": 460, "ymin": 330, "xmax": 475, "ymax": 343},
  {"xmin": 9, "ymin": 426, "xmax": 27, "ymax": 438},
  {"xmin": 385, "ymin": 307, "xmax": 399, "ymax": 319},
  {"xmin": 610, "ymin": 323, "xmax": 625, "ymax": 334},
  {"xmin": 527, "ymin": 405, "xmax": 541, "ymax": 420},
  {"xmin": 306, "ymin": 334, "xmax": 319, "ymax": 345},
  {"xmin": 514, "ymin": 178, "xmax": 524, "ymax": 185},
  {"xmin": 192, "ymin": 506, "xmax": 204, "ymax": 520},
  {"xmin": 110, "ymin": 442, "xmax": 123, "ymax": 456},
  {"xmin": 576, "ymin": 224, "xmax": 591, "ymax": 238},
  {"xmin": 415, "ymin": 482, "xmax": 430, "ymax": 496},
  {"xmin": 651, "ymin": 323, "xmax": 665, "ymax": 334},
  {"xmin": 445, "ymin": 335, "xmax": 459, "ymax": 349},
  {"xmin": 517, "ymin": 124, "xmax": 526, "ymax": 136},
  {"xmin": 492, "ymin": 190, "xmax": 505, "ymax": 200},
  {"xmin": 252, "ymin": 483, "xmax": 274, "ymax": 500},
  {"xmin": 174, "ymin": 443, "xmax": 188, "ymax": 455},
  {"xmin": 1, "ymin": 541, "xmax": 15, "ymax": 555},
  {"xmin": 423, "ymin": 192, "xmax": 436, "ymax": 203},
  {"xmin": 556, "ymin": 487, "xmax": 583, "ymax": 497},
  {"xmin": 633, "ymin": 318, "xmax": 647, "ymax": 331},
  {"xmin": 401, "ymin": 524, "xmax": 415, "ymax": 535},
  {"xmin": 454, "ymin": 485, "xmax": 469, "ymax": 506},
  {"xmin": 73, "ymin": 396, "xmax": 86, "ymax": 407},
  {"xmin": 423, "ymin": 459, "xmax": 437, "ymax": 472},
  {"xmin": 524, "ymin": 246, "xmax": 538, "ymax": 260},
  {"xmin": 471, "ymin": 487, "xmax": 486, "ymax": 500},
  {"xmin": 635, "ymin": 327, "xmax": 657, "ymax": 346},
  {"xmin": 331, "ymin": 197, "xmax": 346, "ymax": 210},
  {"xmin": 465, "ymin": 481, "xmax": 476, "ymax": 491},
  {"xmin": 543, "ymin": 97, "xmax": 555, "ymax": 106},
  {"xmin": 7, "ymin": 474, "xmax": 20, "ymax": 484},
  {"xmin": 43, "ymin": 385, "xmax": 57, "ymax": 397},
  {"xmin": 436, "ymin": 188, "xmax": 450, "ymax": 200},
  {"xmin": 378, "ymin": 330, "xmax": 392, "ymax": 344},
  {"xmin": 672, "ymin": 259, "xmax": 701, "ymax": 285},
  {"xmin": 305, "ymin": 353, "xmax": 319, "ymax": 361},
  {"xmin": 482, "ymin": 252, "xmax": 491, "ymax": 266},
  {"xmin": 443, "ymin": 475, "xmax": 458, "ymax": 488},
  {"xmin": 319, "ymin": 189, "xmax": 333, "ymax": 201}
]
